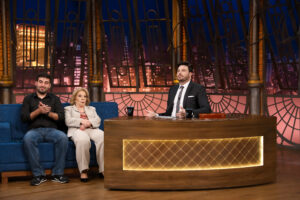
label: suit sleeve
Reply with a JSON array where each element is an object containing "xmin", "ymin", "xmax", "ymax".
[
  {"xmin": 193, "ymin": 85, "xmax": 211, "ymax": 117},
  {"xmin": 64, "ymin": 106, "xmax": 81, "ymax": 128},
  {"xmin": 88, "ymin": 106, "xmax": 101, "ymax": 128}
]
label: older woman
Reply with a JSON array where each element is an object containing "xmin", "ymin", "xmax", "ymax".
[{"xmin": 65, "ymin": 88, "xmax": 104, "ymax": 182}]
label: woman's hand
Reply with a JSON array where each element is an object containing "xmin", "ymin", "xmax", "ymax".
[
  {"xmin": 80, "ymin": 124, "xmax": 86, "ymax": 130},
  {"xmin": 81, "ymin": 119, "xmax": 92, "ymax": 128}
]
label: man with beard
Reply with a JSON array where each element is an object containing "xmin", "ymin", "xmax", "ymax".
[
  {"xmin": 21, "ymin": 73, "xmax": 69, "ymax": 186},
  {"xmin": 146, "ymin": 61, "xmax": 211, "ymax": 118}
]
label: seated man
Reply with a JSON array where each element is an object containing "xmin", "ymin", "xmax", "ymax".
[
  {"xmin": 21, "ymin": 73, "xmax": 69, "ymax": 186},
  {"xmin": 146, "ymin": 61, "xmax": 211, "ymax": 118}
]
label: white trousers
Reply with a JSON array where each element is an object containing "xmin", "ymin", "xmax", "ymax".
[{"xmin": 71, "ymin": 128, "xmax": 104, "ymax": 173}]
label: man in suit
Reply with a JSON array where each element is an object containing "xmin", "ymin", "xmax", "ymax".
[{"xmin": 146, "ymin": 61, "xmax": 211, "ymax": 118}]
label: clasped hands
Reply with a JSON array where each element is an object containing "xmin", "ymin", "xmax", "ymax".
[
  {"xmin": 38, "ymin": 102, "xmax": 51, "ymax": 115},
  {"xmin": 145, "ymin": 106, "xmax": 186, "ymax": 119},
  {"xmin": 80, "ymin": 119, "xmax": 92, "ymax": 130}
]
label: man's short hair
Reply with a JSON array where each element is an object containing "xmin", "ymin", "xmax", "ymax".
[
  {"xmin": 177, "ymin": 61, "xmax": 193, "ymax": 72},
  {"xmin": 35, "ymin": 73, "xmax": 52, "ymax": 83}
]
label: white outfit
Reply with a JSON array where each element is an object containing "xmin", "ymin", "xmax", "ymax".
[{"xmin": 65, "ymin": 105, "xmax": 104, "ymax": 173}]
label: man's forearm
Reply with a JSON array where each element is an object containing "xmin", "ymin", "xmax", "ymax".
[
  {"xmin": 30, "ymin": 108, "xmax": 41, "ymax": 120},
  {"xmin": 48, "ymin": 112, "xmax": 59, "ymax": 121}
]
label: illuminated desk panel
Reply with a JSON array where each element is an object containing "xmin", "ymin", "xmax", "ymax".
[
  {"xmin": 123, "ymin": 137, "xmax": 263, "ymax": 171},
  {"xmin": 104, "ymin": 116, "xmax": 276, "ymax": 190}
]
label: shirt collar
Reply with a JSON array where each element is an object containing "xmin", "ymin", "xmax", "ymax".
[
  {"xmin": 72, "ymin": 104, "xmax": 86, "ymax": 112},
  {"xmin": 179, "ymin": 80, "xmax": 190, "ymax": 89}
]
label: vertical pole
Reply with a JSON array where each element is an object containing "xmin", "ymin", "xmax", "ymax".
[
  {"xmin": 0, "ymin": 0, "xmax": 13, "ymax": 104},
  {"xmin": 248, "ymin": 0, "xmax": 262, "ymax": 115},
  {"xmin": 172, "ymin": 0, "xmax": 180, "ymax": 83},
  {"xmin": 1, "ymin": 0, "xmax": 7, "ymax": 77},
  {"xmin": 89, "ymin": 0, "xmax": 101, "ymax": 102},
  {"xmin": 181, "ymin": 0, "xmax": 188, "ymax": 61},
  {"xmin": 258, "ymin": 2, "xmax": 265, "ymax": 115},
  {"xmin": 298, "ymin": 27, "xmax": 300, "ymax": 95}
]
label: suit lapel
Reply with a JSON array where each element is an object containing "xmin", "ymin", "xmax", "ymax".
[
  {"xmin": 84, "ymin": 106, "xmax": 92, "ymax": 119},
  {"xmin": 183, "ymin": 82, "xmax": 193, "ymax": 108},
  {"xmin": 73, "ymin": 105, "xmax": 79, "ymax": 112}
]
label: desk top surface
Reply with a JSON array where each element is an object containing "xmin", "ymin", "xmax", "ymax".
[{"xmin": 105, "ymin": 115, "xmax": 275, "ymax": 122}]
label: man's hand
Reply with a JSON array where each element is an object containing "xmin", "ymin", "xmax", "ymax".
[
  {"xmin": 176, "ymin": 106, "xmax": 186, "ymax": 119},
  {"xmin": 30, "ymin": 102, "xmax": 53, "ymax": 120},
  {"xmin": 38, "ymin": 102, "xmax": 51, "ymax": 114},
  {"xmin": 145, "ymin": 109, "xmax": 157, "ymax": 118}
]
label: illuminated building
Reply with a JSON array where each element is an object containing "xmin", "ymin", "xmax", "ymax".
[{"xmin": 15, "ymin": 24, "xmax": 50, "ymax": 68}]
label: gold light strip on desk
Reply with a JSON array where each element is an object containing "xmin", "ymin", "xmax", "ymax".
[{"xmin": 123, "ymin": 136, "xmax": 263, "ymax": 171}]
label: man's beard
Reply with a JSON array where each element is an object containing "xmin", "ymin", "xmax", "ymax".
[
  {"xmin": 37, "ymin": 88, "xmax": 48, "ymax": 94},
  {"xmin": 178, "ymin": 77, "xmax": 188, "ymax": 83}
]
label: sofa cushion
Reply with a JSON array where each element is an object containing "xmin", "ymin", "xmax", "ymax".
[
  {"xmin": 0, "ymin": 122, "xmax": 11, "ymax": 142},
  {"xmin": 0, "ymin": 142, "xmax": 54, "ymax": 164},
  {"xmin": 90, "ymin": 102, "xmax": 119, "ymax": 130},
  {"xmin": 0, "ymin": 141, "xmax": 98, "ymax": 171},
  {"xmin": 0, "ymin": 104, "xmax": 28, "ymax": 141}
]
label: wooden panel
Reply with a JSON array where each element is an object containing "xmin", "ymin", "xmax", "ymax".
[{"xmin": 104, "ymin": 116, "xmax": 277, "ymax": 190}]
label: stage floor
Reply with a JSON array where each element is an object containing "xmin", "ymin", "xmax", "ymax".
[{"xmin": 0, "ymin": 147, "xmax": 299, "ymax": 200}]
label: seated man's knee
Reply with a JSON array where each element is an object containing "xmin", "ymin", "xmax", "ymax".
[
  {"xmin": 23, "ymin": 131, "xmax": 38, "ymax": 144},
  {"xmin": 56, "ymin": 130, "xmax": 68, "ymax": 140},
  {"xmin": 23, "ymin": 135, "xmax": 31, "ymax": 145}
]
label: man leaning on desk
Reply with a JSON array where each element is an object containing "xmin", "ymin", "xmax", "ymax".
[{"xmin": 146, "ymin": 61, "xmax": 211, "ymax": 118}]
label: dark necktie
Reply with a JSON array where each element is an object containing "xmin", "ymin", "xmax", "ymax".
[{"xmin": 175, "ymin": 86, "xmax": 184, "ymax": 113}]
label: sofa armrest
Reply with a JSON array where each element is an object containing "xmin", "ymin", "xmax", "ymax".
[{"xmin": 0, "ymin": 122, "xmax": 11, "ymax": 142}]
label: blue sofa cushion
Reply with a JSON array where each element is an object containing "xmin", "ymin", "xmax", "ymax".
[
  {"xmin": 0, "ymin": 122, "xmax": 11, "ymax": 142},
  {"xmin": 0, "ymin": 104, "xmax": 28, "ymax": 141},
  {"xmin": 0, "ymin": 143, "xmax": 54, "ymax": 163},
  {"xmin": 90, "ymin": 102, "xmax": 118, "ymax": 130},
  {"xmin": 0, "ymin": 141, "xmax": 98, "ymax": 171}
]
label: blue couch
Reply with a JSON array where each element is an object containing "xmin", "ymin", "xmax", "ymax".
[{"xmin": 0, "ymin": 102, "xmax": 118, "ymax": 183}]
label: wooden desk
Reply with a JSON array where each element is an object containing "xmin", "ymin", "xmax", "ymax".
[{"xmin": 104, "ymin": 116, "xmax": 276, "ymax": 190}]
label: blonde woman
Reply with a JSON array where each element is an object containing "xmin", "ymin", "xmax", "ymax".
[{"xmin": 64, "ymin": 88, "xmax": 104, "ymax": 182}]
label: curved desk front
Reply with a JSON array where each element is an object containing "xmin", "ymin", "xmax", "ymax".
[{"xmin": 104, "ymin": 116, "xmax": 276, "ymax": 190}]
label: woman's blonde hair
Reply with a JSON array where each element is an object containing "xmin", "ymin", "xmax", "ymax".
[{"xmin": 70, "ymin": 87, "xmax": 90, "ymax": 105}]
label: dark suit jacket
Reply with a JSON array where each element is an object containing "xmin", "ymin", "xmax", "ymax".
[{"xmin": 160, "ymin": 81, "xmax": 211, "ymax": 117}]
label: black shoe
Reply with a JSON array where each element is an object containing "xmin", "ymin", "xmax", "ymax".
[
  {"xmin": 51, "ymin": 175, "xmax": 69, "ymax": 184},
  {"xmin": 80, "ymin": 178, "xmax": 89, "ymax": 182},
  {"xmin": 80, "ymin": 171, "xmax": 88, "ymax": 182},
  {"xmin": 98, "ymin": 173, "xmax": 104, "ymax": 179},
  {"xmin": 31, "ymin": 176, "xmax": 47, "ymax": 186}
]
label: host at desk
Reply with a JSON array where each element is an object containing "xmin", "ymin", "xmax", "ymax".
[{"xmin": 146, "ymin": 61, "xmax": 211, "ymax": 118}]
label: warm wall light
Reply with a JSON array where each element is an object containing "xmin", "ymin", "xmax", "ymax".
[{"xmin": 123, "ymin": 136, "xmax": 263, "ymax": 171}]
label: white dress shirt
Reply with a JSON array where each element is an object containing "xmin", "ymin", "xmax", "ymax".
[{"xmin": 171, "ymin": 81, "xmax": 191, "ymax": 117}]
